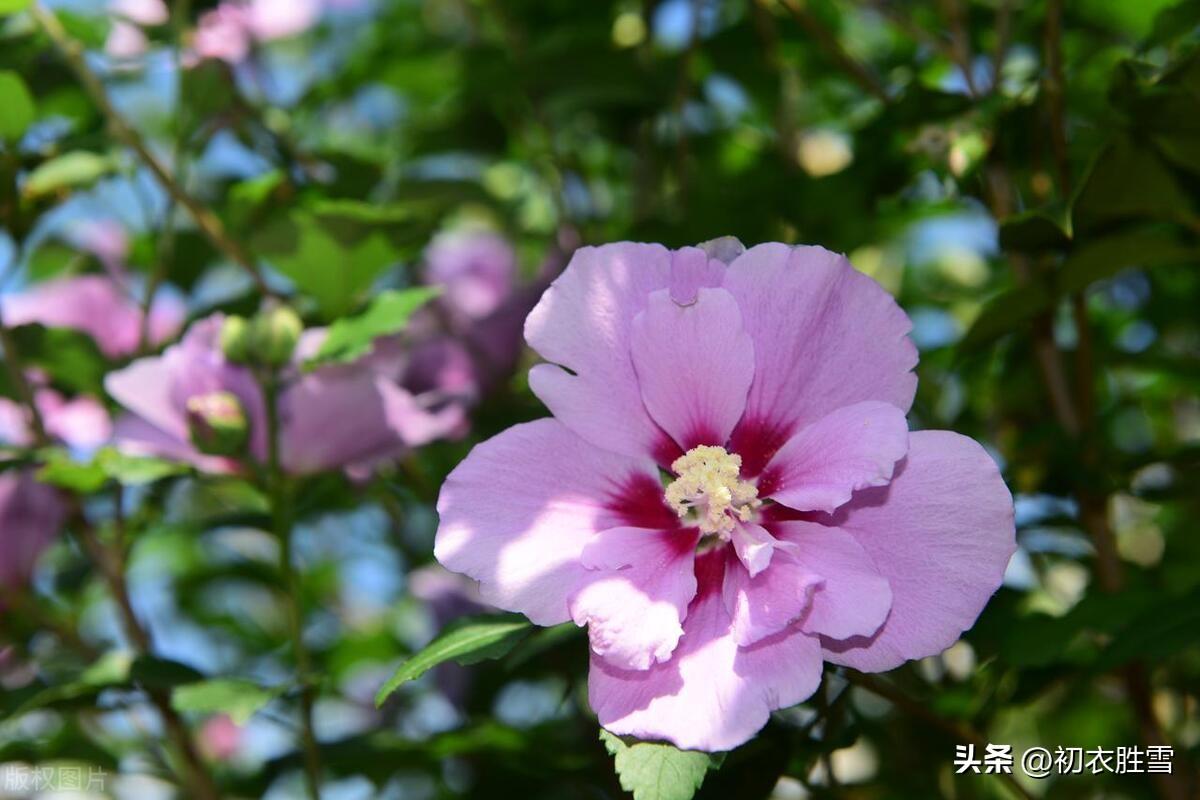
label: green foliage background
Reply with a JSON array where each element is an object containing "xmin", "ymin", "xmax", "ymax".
[{"xmin": 1, "ymin": 1, "xmax": 1199, "ymax": 799}]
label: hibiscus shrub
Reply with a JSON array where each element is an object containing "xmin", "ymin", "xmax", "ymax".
[{"xmin": 1, "ymin": 2, "xmax": 1198, "ymax": 800}]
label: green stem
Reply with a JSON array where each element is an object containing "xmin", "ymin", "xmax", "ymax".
[
  {"xmin": 262, "ymin": 374, "xmax": 322, "ymax": 800},
  {"xmin": 31, "ymin": 3, "xmax": 273, "ymax": 297}
]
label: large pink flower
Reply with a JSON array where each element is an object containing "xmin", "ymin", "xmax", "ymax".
[
  {"xmin": 434, "ymin": 241, "xmax": 1015, "ymax": 751},
  {"xmin": 2, "ymin": 274, "xmax": 184, "ymax": 359},
  {"xmin": 105, "ymin": 315, "xmax": 464, "ymax": 476}
]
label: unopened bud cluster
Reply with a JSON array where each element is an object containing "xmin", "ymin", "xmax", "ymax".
[{"xmin": 220, "ymin": 306, "xmax": 303, "ymax": 368}]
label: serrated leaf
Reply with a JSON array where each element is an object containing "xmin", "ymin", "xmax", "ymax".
[
  {"xmin": 36, "ymin": 447, "xmax": 188, "ymax": 493},
  {"xmin": 308, "ymin": 286, "xmax": 440, "ymax": 367},
  {"xmin": 375, "ymin": 613, "xmax": 533, "ymax": 707},
  {"xmin": 97, "ymin": 449, "xmax": 189, "ymax": 485},
  {"xmin": 173, "ymin": 679, "xmax": 284, "ymax": 725},
  {"xmin": 600, "ymin": 731, "xmax": 722, "ymax": 800},
  {"xmin": 0, "ymin": 71, "xmax": 35, "ymax": 142},
  {"xmin": 36, "ymin": 452, "xmax": 107, "ymax": 493},
  {"xmin": 253, "ymin": 202, "xmax": 419, "ymax": 318}
]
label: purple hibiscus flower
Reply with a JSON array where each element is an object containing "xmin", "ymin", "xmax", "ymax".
[
  {"xmin": 0, "ymin": 387, "xmax": 111, "ymax": 592},
  {"xmin": 2, "ymin": 274, "xmax": 184, "ymax": 359},
  {"xmin": 434, "ymin": 240, "xmax": 1015, "ymax": 751},
  {"xmin": 105, "ymin": 315, "xmax": 464, "ymax": 476}
]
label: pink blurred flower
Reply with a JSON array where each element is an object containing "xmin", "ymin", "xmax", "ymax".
[
  {"xmin": 424, "ymin": 231, "xmax": 518, "ymax": 324},
  {"xmin": 189, "ymin": 0, "xmax": 323, "ymax": 64},
  {"xmin": 192, "ymin": 5, "xmax": 253, "ymax": 64},
  {"xmin": 105, "ymin": 22, "xmax": 150, "ymax": 60},
  {"xmin": 413, "ymin": 230, "xmax": 553, "ymax": 404},
  {"xmin": 105, "ymin": 0, "xmax": 168, "ymax": 60},
  {"xmin": 0, "ymin": 387, "xmax": 112, "ymax": 451},
  {"xmin": 1, "ymin": 275, "xmax": 185, "ymax": 359},
  {"xmin": 110, "ymin": 0, "xmax": 168, "ymax": 26},
  {"xmin": 68, "ymin": 219, "xmax": 130, "ymax": 274},
  {"xmin": 106, "ymin": 315, "xmax": 463, "ymax": 475},
  {"xmin": 434, "ymin": 241, "xmax": 1015, "ymax": 751},
  {"xmin": 0, "ymin": 387, "xmax": 105, "ymax": 592},
  {"xmin": 0, "ymin": 472, "xmax": 66, "ymax": 590},
  {"xmin": 199, "ymin": 714, "xmax": 244, "ymax": 762},
  {"xmin": 246, "ymin": 0, "xmax": 321, "ymax": 41}
]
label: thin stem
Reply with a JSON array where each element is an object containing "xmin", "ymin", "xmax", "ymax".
[
  {"xmin": 0, "ymin": 321, "xmax": 47, "ymax": 443},
  {"xmin": 937, "ymin": 0, "xmax": 979, "ymax": 96},
  {"xmin": 0, "ymin": 307, "xmax": 221, "ymax": 798},
  {"xmin": 979, "ymin": 14, "xmax": 1189, "ymax": 793},
  {"xmin": 0, "ymin": 586, "xmax": 99, "ymax": 659},
  {"xmin": 31, "ymin": 4, "xmax": 273, "ymax": 297},
  {"xmin": 74, "ymin": 521, "xmax": 223, "ymax": 800},
  {"xmin": 845, "ymin": 672, "xmax": 1034, "ymax": 800},
  {"xmin": 779, "ymin": 0, "xmax": 889, "ymax": 103},
  {"xmin": 991, "ymin": 0, "xmax": 1013, "ymax": 96},
  {"xmin": 139, "ymin": 0, "xmax": 192, "ymax": 353},
  {"xmin": 262, "ymin": 374, "xmax": 322, "ymax": 800}
]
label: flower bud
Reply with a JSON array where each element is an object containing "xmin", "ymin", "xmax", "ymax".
[
  {"xmin": 219, "ymin": 315, "xmax": 253, "ymax": 364},
  {"xmin": 249, "ymin": 306, "xmax": 302, "ymax": 367},
  {"xmin": 185, "ymin": 391, "xmax": 249, "ymax": 457}
]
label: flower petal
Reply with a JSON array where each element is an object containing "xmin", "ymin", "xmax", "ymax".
[
  {"xmin": 435, "ymin": 419, "xmax": 663, "ymax": 625},
  {"xmin": 590, "ymin": 551, "xmax": 823, "ymax": 752},
  {"xmin": 570, "ymin": 527, "xmax": 700, "ymax": 670},
  {"xmin": 730, "ymin": 521, "xmax": 792, "ymax": 578},
  {"xmin": 773, "ymin": 521, "xmax": 892, "ymax": 641},
  {"xmin": 722, "ymin": 244, "xmax": 918, "ymax": 476},
  {"xmin": 821, "ymin": 430, "xmax": 1016, "ymax": 670},
  {"xmin": 759, "ymin": 401, "xmax": 909, "ymax": 513},
  {"xmin": 722, "ymin": 548, "xmax": 822, "ymax": 647},
  {"xmin": 0, "ymin": 471, "xmax": 66, "ymax": 588},
  {"xmin": 279, "ymin": 371, "xmax": 412, "ymax": 475},
  {"xmin": 525, "ymin": 243, "xmax": 723, "ymax": 461},
  {"xmin": 630, "ymin": 288, "xmax": 754, "ymax": 451}
]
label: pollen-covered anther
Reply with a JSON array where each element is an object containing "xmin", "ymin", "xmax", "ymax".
[{"xmin": 664, "ymin": 445, "xmax": 760, "ymax": 536}]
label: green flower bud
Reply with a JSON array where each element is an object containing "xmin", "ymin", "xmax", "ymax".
[
  {"xmin": 219, "ymin": 315, "xmax": 253, "ymax": 364},
  {"xmin": 186, "ymin": 391, "xmax": 249, "ymax": 457},
  {"xmin": 249, "ymin": 306, "xmax": 303, "ymax": 367}
]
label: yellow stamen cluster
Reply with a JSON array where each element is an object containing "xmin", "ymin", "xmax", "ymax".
[{"xmin": 664, "ymin": 445, "xmax": 760, "ymax": 536}]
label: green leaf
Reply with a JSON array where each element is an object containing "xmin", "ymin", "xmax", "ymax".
[
  {"xmin": 36, "ymin": 448, "xmax": 189, "ymax": 494},
  {"xmin": 97, "ymin": 449, "xmax": 189, "ymax": 485},
  {"xmin": 1093, "ymin": 590, "xmax": 1200, "ymax": 672},
  {"xmin": 957, "ymin": 281, "xmax": 1053, "ymax": 353},
  {"xmin": 0, "ymin": 71, "xmax": 35, "ymax": 142},
  {"xmin": 253, "ymin": 202, "xmax": 418, "ymax": 318},
  {"xmin": 1072, "ymin": 137, "xmax": 1195, "ymax": 234},
  {"xmin": 130, "ymin": 656, "xmax": 206, "ymax": 691},
  {"xmin": 23, "ymin": 151, "xmax": 115, "ymax": 198},
  {"xmin": 308, "ymin": 286, "xmax": 440, "ymax": 367},
  {"xmin": 173, "ymin": 679, "xmax": 284, "ymax": 725},
  {"xmin": 37, "ymin": 451, "xmax": 107, "ymax": 493},
  {"xmin": 997, "ymin": 211, "xmax": 1071, "ymax": 254},
  {"xmin": 600, "ymin": 731, "xmax": 722, "ymax": 800},
  {"xmin": 375, "ymin": 613, "xmax": 533, "ymax": 707},
  {"xmin": 1059, "ymin": 228, "xmax": 1198, "ymax": 295},
  {"xmin": 0, "ymin": 0, "xmax": 31, "ymax": 14},
  {"xmin": 8, "ymin": 324, "xmax": 107, "ymax": 395},
  {"xmin": 8, "ymin": 652, "xmax": 133, "ymax": 718}
]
